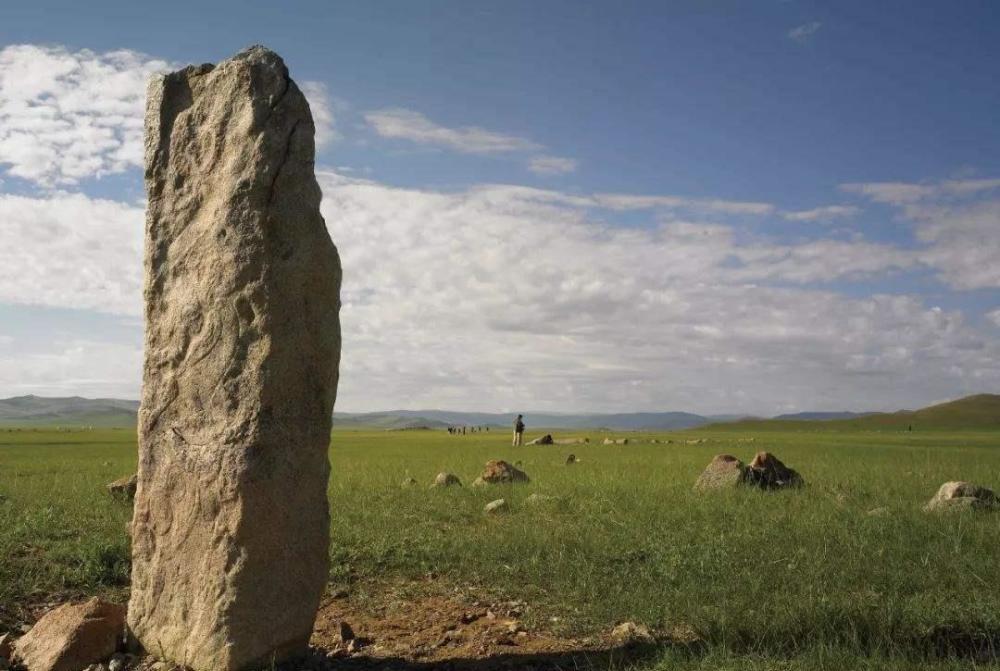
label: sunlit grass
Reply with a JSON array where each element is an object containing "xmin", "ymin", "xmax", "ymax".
[{"xmin": 1, "ymin": 425, "xmax": 998, "ymax": 668}]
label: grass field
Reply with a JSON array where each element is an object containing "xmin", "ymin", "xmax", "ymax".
[{"xmin": 1, "ymin": 425, "xmax": 998, "ymax": 669}]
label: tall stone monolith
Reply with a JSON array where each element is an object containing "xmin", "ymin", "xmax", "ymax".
[{"xmin": 128, "ymin": 46, "xmax": 341, "ymax": 670}]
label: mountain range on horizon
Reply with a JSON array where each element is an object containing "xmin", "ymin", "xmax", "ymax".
[{"xmin": 0, "ymin": 394, "xmax": 996, "ymax": 431}]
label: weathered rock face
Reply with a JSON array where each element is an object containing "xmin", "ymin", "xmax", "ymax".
[
  {"xmin": 13, "ymin": 598, "xmax": 125, "ymax": 671},
  {"xmin": 106, "ymin": 474, "xmax": 137, "ymax": 500},
  {"xmin": 128, "ymin": 46, "xmax": 341, "ymax": 670},
  {"xmin": 694, "ymin": 454, "xmax": 746, "ymax": 490},
  {"xmin": 477, "ymin": 459, "xmax": 530, "ymax": 484},
  {"xmin": 746, "ymin": 451, "xmax": 803, "ymax": 490},
  {"xmin": 695, "ymin": 452, "xmax": 803, "ymax": 491},
  {"xmin": 924, "ymin": 481, "xmax": 997, "ymax": 512},
  {"xmin": 432, "ymin": 472, "xmax": 462, "ymax": 487}
]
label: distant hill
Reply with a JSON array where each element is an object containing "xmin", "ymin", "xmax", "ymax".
[
  {"xmin": 773, "ymin": 411, "xmax": 876, "ymax": 421},
  {"xmin": 0, "ymin": 397, "xmax": 713, "ymax": 430},
  {"xmin": 707, "ymin": 394, "xmax": 1000, "ymax": 432},
  {"xmin": 0, "ymin": 395, "xmax": 139, "ymax": 427},
  {"xmin": 334, "ymin": 409, "xmax": 714, "ymax": 430},
  {"xmin": 2, "ymin": 394, "xmax": 996, "ymax": 431}
]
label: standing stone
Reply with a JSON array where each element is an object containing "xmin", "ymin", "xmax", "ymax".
[{"xmin": 128, "ymin": 46, "xmax": 341, "ymax": 670}]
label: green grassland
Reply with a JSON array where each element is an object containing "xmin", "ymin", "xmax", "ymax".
[{"xmin": 1, "ymin": 425, "xmax": 999, "ymax": 669}]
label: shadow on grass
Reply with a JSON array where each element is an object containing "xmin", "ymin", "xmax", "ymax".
[{"xmin": 313, "ymin": 642, "xmax": 673, "ymax": 671}]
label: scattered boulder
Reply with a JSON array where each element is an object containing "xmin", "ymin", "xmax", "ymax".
[
  {"xmin": 484, "ymin": 499, "xmax": 509, "ymax": 515},
  {"xmin": 610, "ymin": 622, "xmax": 655, "ymax": 646},
  {"xmin": 477, "ymin": 460, "xmax": 530, "ymax": 484},
  {"xmin": 13, "ymin": 598, "xmax": 125, "ymax": 671},
  {"xmin": 554, "ymin": 437, "xmax": 589, "ymax": 445},
  {"xmin": 526, "ymin": 434, "xmax": 553, "ymax": 446},
  {"xmin": 924, "ymin": 481, "xmax": 998, "ymax": 512},
  {"xmin": 745, "ymin": 451, "xmax": 803, "ymax": 490},
  {"xmin": 105, "ymin": 474, "xmax": 137, "ymax": 500},
  {"xmin": 694, "ymin": 454, "xmax": 746, "ymax": 491},
  {"xmin": 565, "ymin": 454, "xmax": 577, "ymax": 465},
  {"xmin": 695, "ymin": 452, "xmax": 803, "ymax": 491},
  {"xmin": 432, "ymin": 472, "xmax": 462, "ymax": 488}
]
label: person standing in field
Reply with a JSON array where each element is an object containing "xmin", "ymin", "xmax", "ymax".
[{"xmin": 513, "ymin": 414, "xmax": 525, "ymax": 446}]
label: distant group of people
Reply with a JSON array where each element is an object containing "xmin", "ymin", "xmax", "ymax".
[
  {"xmin": 446, "ymin": 414, "xmax": 527, "ymax": 446},
  {"xmin": 447, "ymin": 425, "xmax": 489, "ymax": 435}
]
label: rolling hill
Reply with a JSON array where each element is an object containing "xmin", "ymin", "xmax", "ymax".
[
  {"xmin": 1, "ymin": 394, "xmax": 996, "ymax": 431},
  {"xmin": 707, "ymin": 394, "xmax": 1000, "ymax": 432},
  {"xmin": 0, "ymin": 395, "xmax": 139, "ymax": 427}
]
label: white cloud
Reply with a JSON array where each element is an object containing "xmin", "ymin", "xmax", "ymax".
[
  {"xmin": 988, "ymin": 309, "xmax": 1000, "ymax": 328},
  {"xmin": 0, "ymin": 338, "xmax": 142, "ymax": 398},
  {"xmin": 788, "ymin": 21, "xmax": 822, "ymax": 42},
  {"xmin": 840, "ymin": 178, "xmax": 1000, "ymax": 205},
  {"xmin": 0, "ymin": 44, "xmax": 171, "ymax": 187},
  {"xmin": 317, "ymin": 171, "xmax": 996, "ymax": 413},
  {"xmin": 0, "ymin": 192, "xmax": 144, "ymax": 314},
  {"xmin": 299, "ymin": 80, "xmax": 338, "ymax": 148},
  {"xmin": 595, "ymin": 193, "xmax": 775, "ymax": 216},
  {"xmin": 364, "ymin": 108, "xmax": 540, "ymax": 154},
  {"xmin": 782, "ymin": 205, "xmax": 859, "ymax": 221},
  {"xmin": 527, "ymin": 155, "xmax": 577, "ymax": 175},
  {"xmin": 844, "ymin": 177, "xmax": 1000, "ymax": 289}
]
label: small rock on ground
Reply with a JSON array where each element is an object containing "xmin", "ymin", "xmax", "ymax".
[
  {"xmin": 431, "ymin": 472, "xmax": 462, "ymax": 488},
  {"xmin": 924, "ymin": 481, "xmax": 997, "ymax": 512},
  {"xmin": 13, "ymin": 598, "xmax": 125, "ymax": 671},
  {"xmin": 610, "ymin": 621, "xmax": 655, "ymax": 646},
  {"xmin": 484, "ymin": 499, "xmax": 509, "ymax": 515}
]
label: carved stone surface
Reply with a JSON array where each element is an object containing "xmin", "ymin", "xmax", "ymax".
[{"xmin": 128, "ymin": 46, "xmax": 341, "ymax": 670}]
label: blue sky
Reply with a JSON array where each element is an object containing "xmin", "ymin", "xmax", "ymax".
[{"xmin": 1, "ymin": 1, "xmax": 999, "ymax": 414}]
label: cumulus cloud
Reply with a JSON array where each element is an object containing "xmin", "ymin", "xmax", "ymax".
[
  {"xmin": 0, "ymin": 338, "xmax": 142, "ymax": 398},
  {"xmin": 317, "ymin": 172, "xmax": 995, "ymax": 413},
  {"xmin": 527, "ymin": 155, "xmax": 578, "ymax": 175},
  {"xmin": 782, "ymin": 205, "xmax": 859, "ymax": 221},
  {"xmin": 988, "ymin": 309, "xmax": 1000, "ymax": 328},
  {"xmin": 0, "ymin": 192, "xmax": 144, "ymax": 314},
  {"xmin": 364, "ymin": 108, "xmax": 540, "ymax": 154},
  {"xmin": 0, "ymin": 45, "xmax": 337, "ymax": 187},
  {"xmin": 299, "ymin": 80, "xmax": 338, "ymax": 147},
  {"xmin": 788, "ymin": 21, "xmax": 822, "ymax": 42},
  {"xmin": 2, "ymin": 168, "xmax": 996, "ymax": 413},
  {"xmin": 0, "ymin": 44, "xmax": 171, "ymax": 186},
  {"xmin": 844, "ymin": 177, "xmax": 1000, "ymax": 289},
  {"xmin": 595, "ymin": 193, "xmax": 775, "ymax": 216}
]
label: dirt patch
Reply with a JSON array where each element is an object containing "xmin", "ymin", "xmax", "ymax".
[{"xmin": 310, "ymin": 581, "xmax": 681, "ymax": 670}]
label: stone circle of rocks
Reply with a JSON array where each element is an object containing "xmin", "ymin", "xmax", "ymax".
[
  {"xmin": 471, "ymin": 460, "xmax": 530, "ymax": 486},
  {"xmin": 526, "ymin": 434, "xmax": 553, "ymax": 445},
  {"xmin": 694, "ymin": 451, "xmax": 803, "ymax": 491},
  {"xmin": 924, "ymin": 481, "xmax": 997, "ymax": 512},
  {"xmin": 431, "ymin": 472, "xmax": 462, "ymax": 488}
]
